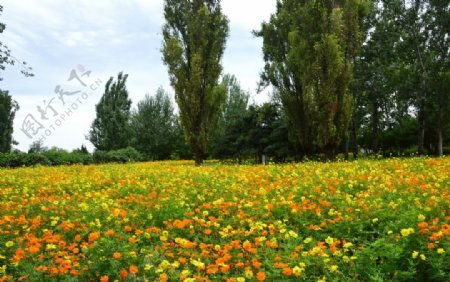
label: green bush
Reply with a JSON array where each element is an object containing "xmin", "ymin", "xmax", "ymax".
[
  {"xmin": 93, "ymin": 147, "xmax": 142, "ymax": 164},
  {"xmin": 0, "ymin": 149, "xmax": 94, "ymax": 168}
]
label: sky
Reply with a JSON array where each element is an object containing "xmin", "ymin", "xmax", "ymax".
[{"xmin": 0, "ymin": 0, "xmax": 276, "ymax": 152}]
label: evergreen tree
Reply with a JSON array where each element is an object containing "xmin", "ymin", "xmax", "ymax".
[
  {"xmin": 162, "ymin": 0, "xmax": 229, "ymax": 165},
  {"xmin": 88, "ymin": 72, "xmax": 132, "ymax": 151}
]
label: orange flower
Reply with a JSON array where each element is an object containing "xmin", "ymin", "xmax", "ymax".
[
  {"xmin": 119, "ymin": 269, "xmax": 128, "ymax": 279},
  {"xmin": 113, "ymin": 252, "xmax": 121, "ymax": 259},
  {"xmin": 100, "ymin": 275, "xmax": 109, "ymax": 282},
  {"xmin": 159, "ymin": 273, "xmax": 168, "ymax": 282},
  {"xmin": 74, "ymin": 234, "xmax": 82, "ymax": 242},
  {"xmin": 220, "ymin": 265, "xmax": 230, "ymax": 273},
  {"xmin": 252, "ymin": 259, "xmax": 262, "ymax": 269},
  {"xmin": 88, "ymin": 232, "xmax": 100, "ymax": 243},
  {"xmin": 418, "ymin": 222, "xmax": 428, "ymax": 229},
  {"xmin": 129, "ymin": 265, "xmax": 138, "ymax": 275},
  {"xmin": 105, "ymin": 230, "xmax": 115, "ymax": 236},
  {"xmin": 283, "ymin": 267, "xmax": 293, "ymax": 276},
  {"xmin": 124, "ymin": 226, "xmax": 132, "ymax": 232},
  {"xmin": 203, "ymin": 229, "xmax": 212, "ymax": 235},
  {"xmin": 29, "ymin": 245, "xmax": 41, "ymax": 254},
  {"xmin": 256, "ymin": 271, "xmax": 266, "ymax": 281}
]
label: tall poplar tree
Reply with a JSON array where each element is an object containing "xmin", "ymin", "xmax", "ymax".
[
  {"xmin": 162, "ymin": 0, "xmax": 229, "ymax": 165},
  {"xmin": 88, "ymin": 72, "xmax": 132, "ymax": 151},
  {"xmin": 256, "ymin": 0, "xmax": 369, "ymax": 159}
]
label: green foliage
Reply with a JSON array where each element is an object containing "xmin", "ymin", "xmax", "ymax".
[
  {"xmin": 43, "ymin": 148, "xmax": 93, "ymax": 166},
  {"xmin": 88, "ymin": 72, "xmax": 132, "ymax": 151},
  {"xmin": 131, "ymin": 87, "xmax": 178, "ymax": 160},
  {"xmin": 209, "ymin": 74, "xmax": 250, "ymax": 158},
  {"xmin": 162, "ymin": 0, "xmax": 229, "ymax": 165},
  {"xmin": 93, "ymin": 147, "xmax": 142, "ymax": 164},
  {"xmin": 256, "ymin": 0, "xmax": 369, "ymax": 159},
  {"xmin": 27, "ymin": 140, "xmax": 47, "ymax": 154},
  {"xmin": 0, "ymin": 90, "xmax": 18, "ymax": 152}
]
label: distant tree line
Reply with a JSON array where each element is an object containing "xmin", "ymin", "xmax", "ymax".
[{"xmin": 0, "ymin": 1, "xmax": 448, "ymax": 167}]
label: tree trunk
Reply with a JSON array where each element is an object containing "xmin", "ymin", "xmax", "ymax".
[
  {"xmin": 417, "ymin": 110, "xmax": 425, "ymax": 155},
  {"xmin": 437, "ymin": 109, "xmax": 444, "ymax": 157},
  {"xmin": 324, "ymin": 144, "xmax": 335, "ymax": 161},
  {"xmin": 351, "ymin": 120, "xmax": 358, "ymax": 159},
  {"xmin": 437, "ymin": 128, "xmax": 443, "ymax": 157},
  {"xmin": 344, "ymin": 135, "xmax": 350, "ymax": 160},
  {"xmin": 371, "ymin": 101, "xmax": 380, "ymax": 154},
  {"xmin": 194, "ymin": 150, "xmax": 204, "ymax": 166}
]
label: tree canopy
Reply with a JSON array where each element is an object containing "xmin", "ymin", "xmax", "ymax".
[{"xmin": 162, "ymin": 0, "xmax": 229, "ymax": 165}]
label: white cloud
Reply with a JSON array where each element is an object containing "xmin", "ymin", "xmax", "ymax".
[{"xmin": 2, "ymin": 0, "xmax": 277, "ymax": 151}]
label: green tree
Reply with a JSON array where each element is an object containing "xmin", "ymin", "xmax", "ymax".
[
  {"xmin": 423, "ymin": 1, "xmax": 449, "ymax": 156},
  {"xmin": 162, "ymin": 0, "xmax": 229, "ymax": 165},
  {"xmin": 210, "ymin": 74, "xmax": 250, "ymax": 158},
  {"xmin": 352, "ymin": 0, "xmax": 403, "ymax": 154},
  {"xmin": 0, "ymin": 90, "xmax": 18, "ymax": 152},
  {"xmin": 28, "ymin": 139, "xmax": 47, "ymax": 154},
  {"xmin": 88, "ymin": 72, "xmax": 132, "ymax": 151},
  {"xmin": 131, "ymin": 87, "xmax": 178, "ymax": 160},
  {"xmin": 256, "ymin": 0, "xmax": 369, "ymax": 159}
]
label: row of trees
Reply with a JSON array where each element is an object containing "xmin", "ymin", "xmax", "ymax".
[
  {"xmin": 87, "ymin": 72, "xmax": 191, "ymax": 160},
  {"xmin": 158, "ymin": 0, "xmax": 448, "ymax": 164},
  {"xmin": 1, "ymin": 1, "xmax": 448, "ymax": 165}
]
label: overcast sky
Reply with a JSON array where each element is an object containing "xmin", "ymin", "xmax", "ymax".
[{"xmin": 1, "ymin": 0, "xmax": 276, "ymax": 152}]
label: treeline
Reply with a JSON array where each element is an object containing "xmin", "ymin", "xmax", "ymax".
[{"xmin": 0, "ymin": 1, "xmax": 449, "ymax": 167}]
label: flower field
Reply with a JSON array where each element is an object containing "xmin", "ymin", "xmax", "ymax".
[{"xmin": 0, "ymin": 158, "xmax": 449, "ymax": 281}]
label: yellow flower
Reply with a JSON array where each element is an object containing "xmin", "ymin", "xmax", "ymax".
[
  {"xmin": 412, "ymin": 251, "xmax": 419, "ymax": 259},
  {"xmin": 292, "ymin": 266, "xmax": 304, "ymax": 276},
  {"xmin": 237, "ymin": 278, "xmax": 246, "ymax": 282},
  {"xmin": 420, "ymin": 254, "xmax": 426, "ymax": 261},
  {"xmin": 372, "ymin": 218, "xmax": 379, "ymax": 223},
  {"xmin": 343, "ymin": 256, "xmax": 350, "ymax": 263},
  {"xmin": 5, "ymin": 241, "xmax": 14, "ymax": 248},
  {"xmin": 46, "ymin": 244, "xmax": 57, "ymax": 250},
  {"xmin": 0, "ymin": 265, "xmax": 6, "ymax": 274},
  {"xmin": 418, "ymin": 214, "xmax": 425, "ymax": 221},
  {"xmin": 343, "ymin": 242, "xmax": 353, "ymax": 248},
  {"xmin": 437, "ymin": 248, "xmax": 445, "ymax": 254},
  {"xmin": 180, "ymin": 270, "xmax": 190, "ymax": 277},
  {"xmin": 401, "ymin": 228, "xmax": 414, "ymax": 237},
  {"xmin": 303, "ymin": 237, "xmax": 312, "ymax": 244},
  {"xmin": 325, "ymin": 237, "xmax": 335, "ymax": 245},
  {"xmin": 329, "ymin": 265, "xmax": 338, "ymax": 272}
]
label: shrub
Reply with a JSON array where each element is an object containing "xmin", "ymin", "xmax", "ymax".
[{"xmin": 93, "ymin": 147, "xmax": 142, "ymax": 164}]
